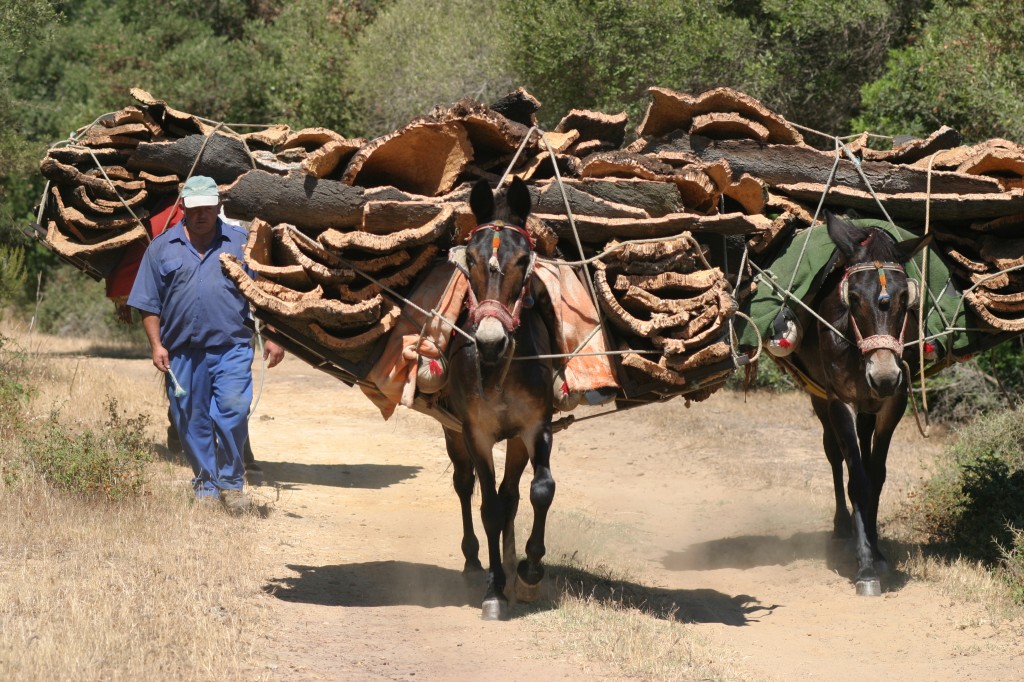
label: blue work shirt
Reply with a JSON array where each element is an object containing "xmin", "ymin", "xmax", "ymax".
[{"xmin": 128, "ymin": 218, "xmax": 254, "ymax": 353}]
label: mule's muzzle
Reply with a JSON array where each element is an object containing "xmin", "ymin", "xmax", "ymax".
[
  {"xmin": 474, "ymin": 316, "xmax": 510, "ymax": 365},
  {"xmin": 865, "ymin": 351, "xmax": 904, "ymax": 398},
  {"xmin": 469, "ymin": 299, "xmax": 520, "ymax": 333}
]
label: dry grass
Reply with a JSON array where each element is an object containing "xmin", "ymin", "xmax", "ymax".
[
  {"xmin": 0, "ymin": 483, "xmax": 271, "ymax": 682},
  {"xmin": 899, "ymin": 549, "xmax": 1020, "ymax": 625},
  {"xmin": 539, "ymin": 597, "xmax": 746, "ymax": 682},
  {"xmin": 3, "ymin": 322, "xmax": 167, "ymax": 439},
  {"xmin": 0, "ymin": 324, "xmax": 272, "ymax": 681}
]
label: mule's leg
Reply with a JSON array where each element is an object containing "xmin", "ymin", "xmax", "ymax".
[
  {"xmin": 516, "ymin": 424, "xmax": 554, "ymax": 602},
  {"xmin": 861, "ymin": 395, "xmax": 906, "ymax": 574},
  {"xmin": 463, "ymin": 427, "xmax": 508, "ymax": 620},
  {"xmin": 812, "ymin": 397, "xmax": 852, "ymax": 539},
  {"xmin": 856, "ymin": 411, "xmax": 883, "ymax": 556},
  {"xmin": 826, "ymin": 399, "xmax": 881, "ymax": 596},
  {"xmin": 443, "ymin": 427, "xmax": 483, "ymax": 574},
  {"xmin": 499, "ymin": 438, "xmax": 531, "ymax": 596}
]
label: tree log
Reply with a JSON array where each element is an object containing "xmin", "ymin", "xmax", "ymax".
[
  {"xmin": 676, "ymin": 135, "xmax": 1004, "ymax": 195},
  {"xmin": 532, "ymin": 182, "xmax": 649, "ymax": 219},
  {"xmin": 776, "ymin": 183, "xmax": 1024, "ymax": 221},
  {"xmin": 128, "ymin": 132, "xmax": 253, "ymax": 185},
  {"xmin": 221, "ymin": 170, "xmax": 413, "ymax": 231},
  {"xmin": 536, "ymin": 211, "xmax": 772, "ymax": 243}
]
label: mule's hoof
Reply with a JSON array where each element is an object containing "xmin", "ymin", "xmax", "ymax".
[
  {"xmin": 514, "ymin": 572, "xmax": 542, "ymax": 603},
  {"xmin": 855, "ymin": 578, "xmax": 882, "ymax": 597},
  {"xmin": 481, "ymin": 597, "xmax": 508, "ymax": 621}
]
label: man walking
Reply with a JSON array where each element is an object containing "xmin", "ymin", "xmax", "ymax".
[{"xmin": 128, "ymin": 175, "xmax": 283, "ymax": 513}]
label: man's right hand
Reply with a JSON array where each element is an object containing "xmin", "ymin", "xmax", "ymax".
[
  {"xmin": 152, "ymin": 345, "xmax": 170, "ymax": 373},
  {"xmin": 140, "ymin": 312, "xmax": 167, "ymax": 372}
]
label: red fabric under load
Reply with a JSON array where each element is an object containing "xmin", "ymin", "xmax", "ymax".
[{"xmin": 105, "ymin": 197, "xmax": 183, "ymax": 302}]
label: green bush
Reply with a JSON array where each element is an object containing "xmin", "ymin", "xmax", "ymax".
[
  {"xmin": 726, "ymin": 355, "xmax": 796, "ymax": 392},
  {"xmin": 34, "ymin": 265, "xmax": 143, "ymax": 341},
  {"xmin": 855, "ymin": 0, "xmax": 1024, "ymax": 143},
  {"xmin": 0, "ymin": 333, "xmax": 34, "ymax": 486},
  {"xmin": 911, "ymin": 409, "xmax": 1024, "ymax": 597},
  {"xmin": 999, "ymin": 528, "xmax": 1024, "ymax": 604},
  {"xmin": 922, "ymin": 359, "xmax": 1020, "ymax": 425},
  {"xmin": 26, "ymin": 398, "xmax": 151, "ymax": 501}
]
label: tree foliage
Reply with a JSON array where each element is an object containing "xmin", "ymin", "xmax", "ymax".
[
  {"xmin": 246, "ymin": 0, "xmax": 380, "ymax": 134},
  {"xmin": 2, "ymin": 0, "xmax": 1023, "ymax": 312},
  {"xmin": 743, "ymin": 0, "xmax": 920, "ymax": 138},
  {"xmin": 502, "ymin": 0, "xmax": 769, "ymax": 130},
  {"xmin": 346, "ymin": 0, "xmax": 516, "ymax": 136},
  {"xmin": 0, "ymin": 0, "xmax": 61, "ymax": 245},
  {"xmin": 855, "ymin": 0, "xmax": 1024, "ymax": 142}
]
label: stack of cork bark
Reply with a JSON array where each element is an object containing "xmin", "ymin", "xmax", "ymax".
[{"xmin": 35, "ymin": 85, "xmax": 1024, "ymax": 407}]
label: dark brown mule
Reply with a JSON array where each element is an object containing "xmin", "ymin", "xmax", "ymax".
[
  {"xmin": 443, "ymin": 177, "xmax": 556, "ymax": 620},
  {"xmin": 791, "ymin": 212, "xmax": 930, "ymax": 595}
]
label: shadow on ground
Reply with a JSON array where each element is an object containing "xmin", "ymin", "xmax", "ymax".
[
  {"xmin": 258, "ymin": 461, "xmax": 421, "ymax": 489},
  {"xmin": 663, "ymin": 531, "xmax": 836, "ymax": 571},
  {"xmin": 663, "ymin": 530, "xmax": 915, "ymax": 592},
  {"xmin": 268, "ymin": 560, "xmax": 774, "ymax": 625}
]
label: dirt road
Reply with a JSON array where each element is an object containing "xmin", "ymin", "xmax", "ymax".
[{"xmin": 226, "ymin": 357, "xmax": 1024, "ymax": 680}]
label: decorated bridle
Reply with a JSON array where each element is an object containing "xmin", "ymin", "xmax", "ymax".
[
  {"xmin": 839, "ymin": 260, "xmax": 918, "ymax": 356},
  {"xmin": 450, "ymin": 220, "xmax": 537, "ymax": 333}
]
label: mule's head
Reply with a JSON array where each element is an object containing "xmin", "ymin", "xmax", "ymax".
[
  {"xmin": 826, "ymin": 212, "xmax": 931, "ymax": 398},
  {"xmin": 450, "ymin": 177, "xmax": 536, "ymax": 365}
]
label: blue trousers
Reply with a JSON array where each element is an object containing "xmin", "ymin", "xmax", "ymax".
[{"xmin": 167, "ymin": 343, "xmax": 253, "ymax": 497}]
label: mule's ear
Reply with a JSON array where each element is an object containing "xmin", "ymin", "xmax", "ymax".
[
  {"xmin": 506, "ymin": 176, "xmax": 532, "ymax": 223},
  {"xmin": 469, "ymin": 179, "xmax": 495, "ymax": 224},
  {"xmin": 825, "ymin": 211, "xmax": 871, "ymax": 262},
  {"xmin": 897, "ymin": 233, "xmax": 933, "ymax": 263}
]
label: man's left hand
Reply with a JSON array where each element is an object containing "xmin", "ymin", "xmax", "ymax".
[{"xmin": 264, "ymin": 338, "xmax": 285, "ymax": 369}]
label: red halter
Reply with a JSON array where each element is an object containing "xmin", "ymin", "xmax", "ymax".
[
  {"xmin": 840, "ymin": 261, "xmax": 910, "ymax": 356},
  {"xmin": 464, "ymin": 221, "xmax": 536, "ymax": 332}
]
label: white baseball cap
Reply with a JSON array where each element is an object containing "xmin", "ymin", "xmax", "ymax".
[{"xmin": 181, "ymin": 175, "xmax": 220, "ymax": 208}]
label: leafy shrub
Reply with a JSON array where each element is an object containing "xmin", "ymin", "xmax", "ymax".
[
  {"xmin": 26, "ymin": 398, "xmax": 151, "ymax": 501},
  {"xmin": 923, "ymin": 359, "xmax": 1020, "ymax": 425},
  {"xmin": 911, "ymin": 409, "xmax": 1024, "ymax": 597},
  {"xmin": 0, "ymin": 244, "xmax": 27, "ymax": 309},
  {"xmin": 855, "ymin": 0, "xmax": 1024, "ymax": 143},
  {"xmin": 0, "ymin": 333, "xmax": 33, "ymax": 436},
  {"xmin": 999, "ymin": 528, "xmax": 1024, "ymax": 604},
  {"xmin": 34, "ymin": 265, "xmax": 142, "ymax": 341},
  {"xmin": 726, "ymin": 355, "xmax": 796, "ymax": 392}
]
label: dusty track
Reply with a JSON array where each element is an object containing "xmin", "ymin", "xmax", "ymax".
[{"xmin": 119, "ymin": 352, "xmax": 1024, "ymax": 680}]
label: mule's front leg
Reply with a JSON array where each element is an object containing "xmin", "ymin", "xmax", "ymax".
[
  {"xmin": 861, "ymin": 395, "xmax": 907, "ymax": 575},
  {"xmin": 813, "ymin": 397, "xmax": 852, "ymax": 539},
  {"xmin": 499, "ymin": 439, "xmax": 529, "ymax": 595},
  {"xmin": 443, "ymin": 428, "xmax": 483, "ymax": 573},
  {"xmin": 516, "ymin": 424, "xmax": 554, "ymax": 602},
  {"xmin": 827, "ymin": 400, "xmax": 881, "ymax": 596},
  {"xmin": 464, "ymin": 429, "xmax": 509, "ymax": 620}
]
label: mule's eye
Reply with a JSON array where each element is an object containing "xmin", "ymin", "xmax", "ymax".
[
  {"xmin": 516, "ymin": 255, "xmax": 530, "ymax": 269},
  {"xmin": 847, "ymin": 291, "xmax": 861, "ymax": 308},
  {"xmin": 466, "ymin": 254, "xmax": 477, "ymax": 268}
]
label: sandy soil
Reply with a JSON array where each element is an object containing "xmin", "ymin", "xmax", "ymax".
[{"xmin": 101, "ymin": 348, "xmax": 1024, "ymax": 681}]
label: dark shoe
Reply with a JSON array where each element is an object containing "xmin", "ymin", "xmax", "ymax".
[{"xmin": 220, "ymin": 489, "xmax": 251, "ymax": 516}]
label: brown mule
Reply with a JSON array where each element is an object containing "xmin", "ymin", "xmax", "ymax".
[
  {"xmin": 787, "ymin": 212, "xmax": 930, "ymax": 596},
  {"xmin": 442, "ymin": 177, "xmax": 557, "ymax": 620}
]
